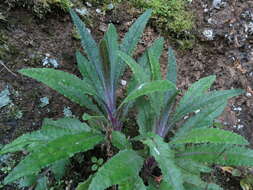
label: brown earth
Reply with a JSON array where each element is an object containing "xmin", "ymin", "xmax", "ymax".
[{"xmin": 0, "ymin": 0, "xmax": 253, "ymax": 189}]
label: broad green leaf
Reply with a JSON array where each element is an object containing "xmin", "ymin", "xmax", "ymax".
[
  {"xmin": 176, "ymin": 159, "xmax": 212, "ymax": 175},
  {"xmin": 76, "ymin": 52, "xmax": 103, "ymax": 99},
  {"xmin": 143, "ymin": 133, "xmax": 185, "ymax": 190},
  {"xmin": 4, "ymin": 132, "xmax": 103, "ymax": 184},
  {"xmin": 19, "ymin": 68, "xmax": 95, "ymax": 106},
  {"xmin": 174, "ymin": 100, "xmax": 227, "ymax": 138},
  {"xmin": 121, "ymin": 80, "xmax": 176, "ymax": 106},
  {"xmin": 116, "ymin": 9, "xmax": 152, "ymax": 84},
  {"xmin": 89, "ymin": 150, "xmax": 144, "ymax": 190},
  {"xmin": 173, "ymin": 89, "xmax": 244, "ymax": 123},
  {"xmin": 35, "ymin": 176, "xmax": 48, "ymax": 190},
  {"xmin": 148, "ymin": 48, "xmax": 162, "ymax": 80},
  {"xmin": 178, "ymin": 75, "xmax": 216, "ymax": 109},
  {"xmin": 118, "ymin": 51, "xmax": 148, "ymax": 83},
  {"xmin": 137, "ymin": 99, "xmax": 155, "ymax": 135},
  {"xmin": 18, "ymin": 175, "xmax": 36, "ymax": 188},
  {"xmin": 99, "ymin": 24, "xmax": 119, "ymax": 89},
  {"xmin": 111, "ymin": 131, "xmax": 131, "ymax": 150},
  {"xmin": 51, "ymin": 159, "xmax": 70, "ymax": 181},
  {"xmin": 0, "ymin": 127, "xmax": 81, "ymax": 155},
  {"xmin": 69, "ymin": 9, "xmax": 104, "ymax": 87},
  {"xmin": 183, "ymin": 173, "xmax": 222, "ymax": 190},
  {"xmin": 138, "ymin": 37, "xmax": 164, "ymax": 76},
  {"xmin": 171, "ymin": 128, "xmax": 249, "ymax": 145},
  {"xmin": 42, "ymin": 118, "xmax": 90, "ymax": 132},
  {"xmin": 121, "ymin": 9, "xmax": 152, "ymax": 55},
  {"xmin": 77, "ymin": 176, "xmax": 93, "ymax": 190},
  {"xmin": 177, "ymin": 144, "xmax": 253, "ymax": 167},
  {"xmin": 166, "ymin": 48, "xmax": 177, "ymax": 84},
  {"xmin": 119, "ymin": 176, "xmax": 146, "ymax": 190}
]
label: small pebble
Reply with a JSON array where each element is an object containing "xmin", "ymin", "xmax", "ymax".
[
  {"xmin": 246, "ymin": 92, "xmax": 252, "ymax": 97},
  {"xmin": 202, "ymin": 29, "xmax": 215, "ymax": 40},
  {"xmin": 121, "ymin": 80, "xmax": 127, "ymax": 86},
  {"xmin": 63, "ymin": 106, "xmax": 73, "ymax": 117},
  {"xmin": 86, "ymin": 2, "xmax": 92, "ymax": 7},
  {"xmin": 96, "ymin": 9, "xmax": 102, "ymax": 14},
  {"xmin": 233, "ymin": 107, "xmax": 242, "ymax": 111},
  {"xmin": 39, "ymin": 97, "xmax": 49, "ymax": 108}
]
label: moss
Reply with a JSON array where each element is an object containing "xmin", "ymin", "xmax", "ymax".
[
  {"xmin": 4, "ymin": 0, "xmax": 73, "ymax": 18},
  {"xmin": 130, "ymin": 0, "xmax": 194, "ymax": 34}
]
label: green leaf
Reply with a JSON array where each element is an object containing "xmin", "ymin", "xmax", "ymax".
[
  {"xmin": 116, "ymin": 9, "xmax": 152, "ymax": 84},
  {"xmin": 51, "ymin": 159, "xmax": 70, "ymax": 181},
  {"xmin": 111, "ymin": 131, "xmax": 131, "ymax": 150},
  {"xmin": 19, "ymin": 68, "xmax": 95, "ymax": 106},
  {"xmin": 178, "ymin": 75, "xmax": 216, "ymax": 108},
  {"xmin": 119, "ymin": 176, "xmax": 146, "ymax": 190},
  {"xmin": 76, "ymin": 51, "xmax": 103, "ymax": 99},
  {"xmin": 0, "ymin": 127, "xmax": 81, "ymax": 155},
  {"xmin": 121, "ymin": 9, "xmax": 152, "ymax": 56},
  {"xmin": 166, "ymin": 48, "xmax": 177, "ymax": 84},
  {"xmin": 174, "ymin": 100, "xmax": 227, "ymax": 138},
  {"xmin": 4, "ymin": 132, "xmax": 103, "ymax": 184},
  {"xmin": 18, "ymin": 175, "xmax": 36, "ymax": 188},
  {"xmin": 42, "ymin": 117, "xmax": 90, "ymax": 132},
  {"xmin": 99, "ymin": 24, "xmax": 119, "ymax": 89},
  {"xmin": 183, "ymin": 173, "xmax": 222, "ymax": 190},
  {"xmin": 176, "ymin": 159, "xmax": 212, "ymax": 175},
  {"xmin": 121, "ymin": 80, "xmax": 176, "ymax": 106},
  {"xmin": 118, "ymin": 51, "xmax": 148, "ymax": 83},
  {"xmin": 177, "ymin": 144, "xmax": 253, "ymax": 167},
  {"xmin": 35, "ymin": 176, "xmax": 48, "ymax": 190},
  {"xmin": 171, "ymin": 128, "xmax": 249, "ymax": 145},
  {"xmin": 138, "ymin": 38, "xmax": 164, "ymax": 78},
  {"xmin": 173, "ymin": 89, "xmax": 244, "ymax": 123},
  {"xmin": 77, "ymin": 176, "xmax": 93, "ymax": 190},
  {"xmin": 137, "ymin": 99, "xmax": 154, "ymax": 135},
  {"xmin": 143, "ymin": 133, "xmax": 185, "ymax": 190},
  {"xmin": 148, "ymin": 48, "xmax": 162, "ymax": 80},
  {"xmin": 88, "ymin": 150, "xmax": 144, "ymax": 190},
  {"xmin": 69, "ymin": 9, "xmax": 104, "ymax": 87}
]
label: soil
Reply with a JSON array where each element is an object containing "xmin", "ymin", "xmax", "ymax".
[{"xmin": 0, "ymin": 0, "xmax": 253, "ymax": 189}]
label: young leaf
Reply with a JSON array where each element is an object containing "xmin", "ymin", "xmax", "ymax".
[
  {"xmin": 170, "ymin": 128, "xmax": 249, "ymax": 145},
  {"xmin": 88, "ymin": 150, "xmax": 144, "ymax": 190},
  {"xmin": 143, "ymin": 133, "xmax": 185, "ymax": 190},
  {"xmin": 148, "ymin": 48, "xmax": 162, "ymax": 80},
  {"xmin": 118, "ymin": 51, "xmax": 149, "ymax": 83},
  {"xmin": 19, "ymin": 68, "xmax": 95, "ymax": 106},
  {"xmin": 121, "ymin": 80, "xmax": 176, "ymax": 105},
  {"xmin": 116, "ymin": 9, "xmax": 152, "ymax": 85},
  {"xmin": 99, "ymin": 24, "xmax": 119, "ymax": 90},
  {"xmin": 167, "ymin": 47, "xmax": 177, "ymax": 84},
  {"xmin": 137, "ymin": 99, "xmax": 155, "ymax": 135},
  {"xmin": 111, "ymin": 131, "xmax": 131, "ymax": 150},
  {"xmin": 121, "ymin": 9, "xmax": 152, "ymax": 55},
  {"xmin": 4, "ymin": 132, "xmax": 103, "ymax": 184},
  {"xmin": 69, "ymin": 9, "xmax": 104, "ymax": 86},
  {"xmin": 76, "ymin": 51, "xmax": 103, "ymax": 98}
]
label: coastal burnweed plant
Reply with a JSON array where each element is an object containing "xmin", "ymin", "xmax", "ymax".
[
  {"xmin": 1, "ymin": 8, "xmax": 253, "ymax": 190},
  {"xmin": 117, "ymin": 41, "xmax": 252, "ymax": 189},
  {"xmin": 0, "ymin": 9, "xmax": 175, "ymax": 188}
]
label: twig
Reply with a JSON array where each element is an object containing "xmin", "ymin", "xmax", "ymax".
[{"xmin": 0, "ymin": 60, "xmax": 17, "ymax": 77}]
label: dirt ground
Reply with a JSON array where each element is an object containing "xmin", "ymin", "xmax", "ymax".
[{"xmin": 0, "ymin": 0, "xmax": 253, "ymax": 189}]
